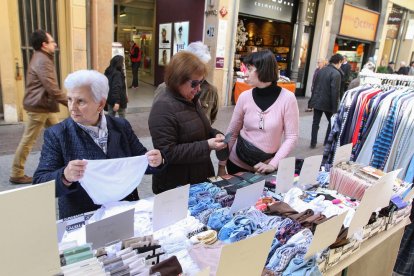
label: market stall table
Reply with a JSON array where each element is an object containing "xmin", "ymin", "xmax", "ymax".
[{"xmin": 324, "ymin": 217, "xmax": 410, "ymax": 276}]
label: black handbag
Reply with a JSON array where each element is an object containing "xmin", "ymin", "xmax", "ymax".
[{"xmin": 235, "ymin": 135, "xmax": 275, "ymax": 167}]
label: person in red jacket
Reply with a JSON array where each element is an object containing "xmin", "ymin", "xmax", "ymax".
[{"xmin": 129, "ymin": 40, "xmax": 141, "ymax": 88}]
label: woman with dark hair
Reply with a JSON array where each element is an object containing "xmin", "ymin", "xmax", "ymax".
[
  {"xmin": 148, "ymin": 51, "xmax": 226, "ymax": 194},
  {"xmin": 218, "ymin": 50, "xmax": 299, "ymax": 175},
  {"xmin": 104, "ymin": 55, "xmax": 127, "ymax": 118}
]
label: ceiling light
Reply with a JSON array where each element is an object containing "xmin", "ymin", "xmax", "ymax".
[
  {"xmin": 352, "ymin": 46, "xmax": 356, "ymax": 49},
  {"xmin": 120, "ymin": 6, "xmax": 126, "ymax": 17}
]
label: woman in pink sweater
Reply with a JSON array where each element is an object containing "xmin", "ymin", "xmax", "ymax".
[{"xmin": 218, "ymin": 50, "xmax": 299, "ymax": 175}]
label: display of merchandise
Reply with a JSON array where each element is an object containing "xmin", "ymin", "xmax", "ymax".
[
  {"xmin": 323, "ymin": 73, "xmax": 414, "ymax": 182},
  {"xmin": 3, "ymin": 138, "xmax": 414, "ymax": 276}
]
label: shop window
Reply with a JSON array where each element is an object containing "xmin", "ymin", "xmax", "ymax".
[
  {"xmin": 235, "ymin": 15, "xmax": 293, "ymax": 77},
  {"xmin": 18, "ymin": 0, "xmax": 60, "ymax": 84}
]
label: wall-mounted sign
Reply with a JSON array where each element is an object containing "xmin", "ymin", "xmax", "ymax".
[
  {"xmin": 159, "ymin": 23, "xmax": 172, "ymax": 49},
  {"xmin": 239, "ymin": 0, "xmax": 294, "ymax": 23},
  {"xmin": 173, "ymin": 21, "xmax": 189, "ymax": 54},
  {"xmin": 339, "ymin": 4, "xmax": 379, "ymax": 42},
  {"xmin": 306, "ymin": 0, "xmax": 317, "ymax": 25},
  {"xmin": 158, "ymin": 49, "xmax": 171, "ymax": 66},
  {"xmin": 220, "ymin": 6, "xmax": 228, "ymax": 17},
  {"xmin": 206, "ymin": 25, "xmax": 215, "ymax": 37},
  {"xmin": 387, "ymin": 5, "xmax": 404, "ymax": 25},
  {"xmin": 216, "ymin": 57, "xmax": 224, "ymax": 68}
]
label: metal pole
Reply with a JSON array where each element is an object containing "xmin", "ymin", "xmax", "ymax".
[{"xmin": 290, "ymin": 0, "xmax": 307, "ymax": 82}]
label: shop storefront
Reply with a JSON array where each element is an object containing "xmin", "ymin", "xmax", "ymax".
[
  {"xmin": 232, "ymin": 0, "xmax": 318, "ymax": 97},
  {"xmin": 334, "ymin": 4, "xmax": 379, "ymax": 77},
  {"xmin": 380, "ymin": 3, "xmax": 414, "ymax": 68},
  {"xmin": 113, "ymin": 1, "xmax": 156, "ymax": 85},
  {"xmin": 234, "ymin": 0, "xmax": 296, "ymax": 78}
]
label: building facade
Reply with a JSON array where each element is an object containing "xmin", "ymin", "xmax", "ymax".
[{"xmin": 6, "ymin": 0, "xmax": 408, "ymax": 123}]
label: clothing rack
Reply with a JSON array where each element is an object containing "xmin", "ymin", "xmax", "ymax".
[
  {"xmin": 359, "ymin": 72, "xmax": 414, "ymax": 87},
  {"xmin": 323, "ymin": 80, "xmax": 414, "ymax": 180}
]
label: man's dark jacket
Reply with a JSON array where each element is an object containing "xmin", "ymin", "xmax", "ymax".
[
  {"xmin": 33, "ymin": 115, "xmax": 162, "ymax": 219},
  {"xmin": 149, "ymin": 86, "xmax": 221, "ymax": 194},
  {"xmin": 309, "ymin": 64, "xmax": 341, "ymax": 113}
]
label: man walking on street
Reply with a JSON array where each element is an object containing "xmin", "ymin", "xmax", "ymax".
[
  {"xmin": 309, "ymin": 53, "xmax": 343, "ymax": 149},
  {"xmin": 9, "ymin": 29, "xmax": 67, "ymax": 184},
  {"xmin": 340, "ymin": 55, "xmax": 351, "ymax": 95},
  {"xmin": 129, "ymin": 40, "xmax": 141, "ymax": 88}
]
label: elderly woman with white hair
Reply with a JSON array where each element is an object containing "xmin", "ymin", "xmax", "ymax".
[
  {"xmin": 33, "ymin": 70, "xmax": 164, "ymax": 219},
  {"xmin": 347, "ymin": 61, "xmax": 377, "ymax": 90}
]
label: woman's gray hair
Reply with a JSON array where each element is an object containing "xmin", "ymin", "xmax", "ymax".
[
  {"xmin": 362, "ymin": 61, "xmax": 376, "ymax": 72},
  {"xmin": 184, "ymin": 41, "xmax": 211, "ymax": 64},
  {"xmin": 64, "ymin": 70, "xmax": 109, "ymax": 102}
]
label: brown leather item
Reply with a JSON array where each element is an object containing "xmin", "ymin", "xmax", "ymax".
[
  {"xmin": 265, "ymin": 201, "xmax": 298, "ymax": 217},
  {"xmin": 330, "ymin": 226, "xmax": 350, "ymax": 249},
  {"xmin": 289, "ymin": 209, "xmax": 314, "ymax": 223},
  {"xmin": 301, "ymin": 214, "xmax": 328, "ymax": 232},
  {"xmin": 23, "ymin": 50, "xmax": 67, "ymax": 113},
  {"xmin": 149, "ymin": 255, "xmax": 183, "ymax": 276}
]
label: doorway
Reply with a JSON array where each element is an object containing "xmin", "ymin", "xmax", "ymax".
[{"xmin": 114, "ymin": 1, "xmax": 155, "ymax": 86}]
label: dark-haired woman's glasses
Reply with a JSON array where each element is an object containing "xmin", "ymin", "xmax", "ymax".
[{"xmin": 189, "ymin": 79, "xmax": 205, "ymax": 88}]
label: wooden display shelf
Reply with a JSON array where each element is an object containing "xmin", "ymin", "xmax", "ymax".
[{"xmin": 324, "ymin": 217, "xmax": 410, "ymax": 276}]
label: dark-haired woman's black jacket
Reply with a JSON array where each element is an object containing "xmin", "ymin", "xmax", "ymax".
[{"xmin": 106, "ymin": 70, "xmax": 128, "ymax": 108}]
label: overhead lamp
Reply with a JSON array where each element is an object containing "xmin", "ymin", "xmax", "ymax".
[{"xmin": 120, "ymin": 6, "xmax": 126, "ymax": 17}]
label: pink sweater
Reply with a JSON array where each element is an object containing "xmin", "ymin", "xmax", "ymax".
[{"xmin": 220, "ymin": 88, "xmax": 299, "ymax": 170}]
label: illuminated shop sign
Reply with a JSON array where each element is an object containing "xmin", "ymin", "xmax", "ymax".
[
  {"xmin": 239, "ymin": 0, "xmax": 294, "ymax": 23},
  {"xmin": 339, "ymin": 4, "xmax": 379, "ymax": 41}
]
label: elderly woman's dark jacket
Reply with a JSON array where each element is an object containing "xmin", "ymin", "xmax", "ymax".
[
  {"xmin": 149, "ymin": 86, "xmax": 220, "ymax": 194},
  {"xmin": 33, "ymin": 115, "xmax": 161, "ymax": 219}
]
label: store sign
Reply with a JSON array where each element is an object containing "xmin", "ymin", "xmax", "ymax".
[
  {"xmin": 387, "ymin": 5, "xmax": 404, "ymax": 25},
  {"xmin": 239, "ymin": 0, "xmax": 294, "ymax": 23},
  {"xmin": 306, "ymin": 0, "xmax": 317, "ymax": 25},
  {"xmin": 339, "ymin": 4, "xmax": 379, "ymax": 42}
]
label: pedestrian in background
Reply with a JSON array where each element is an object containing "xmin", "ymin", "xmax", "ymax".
[
  {"xmin": 348, "ymin": 61, "xmax": 376, "ymax": 90},
  {"xmin": 396, "ymin": 61, "xmax": 410, "ymax": 75},
  {"xmin": 409, "ymin": 61, "xmax": 414, "ymax": 76},
  {"xmin": 306, "ymin": 58, "xmax": 326, "ymax": 112},
  {"xmin": 387, "ymin": 61, "xmax": 395, "ymax": 74},
  {"xmin": 340, "ymin": 55, "xmax": 352, "ymax": 92},
  {"xmin": 9, "ymin": 29, "xmax": 67, "ymax": 184},
  {"xmin": 104, "ymin": 55, "xmax": 127, "ymax": 118},
  {"xmin": 129, "ymin": 40, "xmax": 141, "ymax": 88},
  {"xmin": 309, "ymin": 53, "xmax": 343, "ymax": 149}
]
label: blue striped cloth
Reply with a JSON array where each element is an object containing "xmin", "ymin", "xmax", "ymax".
[{"xmin": 371, "ymin": 94, "xmax": 404, "ymax": 169}]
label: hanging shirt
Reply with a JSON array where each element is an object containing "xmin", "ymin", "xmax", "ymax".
[{"xmin": 80, "ymin": 155, "xmax": 148, "ymax": 205}]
